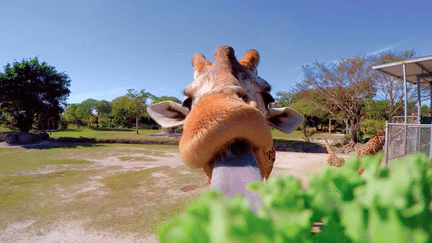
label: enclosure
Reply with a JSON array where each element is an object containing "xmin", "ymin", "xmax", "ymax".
[{"xmin": 373, "ymin": 55, "xmax": 432, "ymax": 163}]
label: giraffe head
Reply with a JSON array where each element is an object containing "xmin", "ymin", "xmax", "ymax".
[{"xmin": 147, "ymin": 46, "xmax": 303, "ymax": 205}]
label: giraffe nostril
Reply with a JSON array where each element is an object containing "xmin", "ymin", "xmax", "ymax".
[
  {"xmin": 182, "ymin": 97, "xmax": 193, "ymax": 110},
  {"xmin": 236, "ymin": 91, "xmax": 249, "ymax": 103}
]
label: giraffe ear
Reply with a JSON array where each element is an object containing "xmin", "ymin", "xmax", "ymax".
[
  {"xmin": 192, "ymin": 53, "xmax": 211, "ymax": 74},
  {"xmin": 239, "ymin": 50, "xmax": 259, "ymax": 73},
  {"xmin": 267, "ymin": 107, "xmax": 304, "ymax": 134},
  {"xmin": 147, "ymin": 101, "xmax": 189, "ymax": 128}
]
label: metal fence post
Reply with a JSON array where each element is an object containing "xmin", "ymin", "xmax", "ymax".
[
  {"xmin": 385, "ymin": 121, "xmax": 389, "ymax": 165},
  {"xmin": 403, "ymin": 123, "xmax": 407, "ymax": 157},
  {"xmin": 429, "ymin": 125, "xmax": 432, "ymax": 159}
]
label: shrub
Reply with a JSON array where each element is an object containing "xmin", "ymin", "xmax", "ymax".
[
  {"xmin": 99, "ymin": 117, "xmax": 115, "ymax": 128},
  {"xmin": 157, "ymin": 153, "xmax": 432, "ymax": 242},
  {"xmin": 361, "ymin": 119, "xmax": 385, "ymax": 135}
]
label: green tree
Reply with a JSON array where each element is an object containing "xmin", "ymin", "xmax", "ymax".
[
  {"xmin": 127, "ymin": 89, "xmax": 155, "ymax": 134},
  {"xmin": 0, "ymin": 57, "xmax": 71, "ymax": 132},
  {"xmin": 290, "ymin": 92, "xmax": 329, "ymax": 131},
  {"xmin": 421, "ymin": 105, "xmax": 430, "ymax": 116},
  {"xmin": 63, "ymin": 104, "xmax": 81, "ymax": 127},
  {"xmin": 76, "ymin": 99, "xmax": 112, "ymax": 128},
  {"xmin": 274, "ymin": 91, "xmax": 293, "ymax": 108},
  {"xmin": 360, "ymin": 100, "xmax": 387, "ymax": 121},
  {"xmin": 152, "ymin": 96, "xmax": 181, "ymax": 104},
  {"xmin": 296, "ymin": 56, "xmax": 376, "ymax": 144},
  {"xmin": 111, "ymin": 96, "xmax": 136, "ymax": 127}
]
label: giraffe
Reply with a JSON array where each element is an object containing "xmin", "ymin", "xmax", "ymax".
[
  {"xmin": 325, "ymin": 132, "xmax": 386, "ymax": 173},
  {"xmin": 323, "ymin": 140, "xmax": 345, "ymax": 167},
  {"xmin": 147, "ymin": 46, "xmax": 304, "ymax": 210}
]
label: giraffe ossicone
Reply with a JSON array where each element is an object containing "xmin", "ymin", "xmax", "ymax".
[{"xmin": 147, "ymin": 46, "xmax": 304, "ymax": 208}]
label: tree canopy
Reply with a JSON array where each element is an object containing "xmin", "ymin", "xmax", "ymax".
[
  {"xmin": 75, "ymin": 99, "xmax": 112, "ymax": 128},
  {"xmin": 292, "ymin": 50, "xmax": 428, "ymax": 143},
  {"xmin": 0, "ymin": 57, "xmax": 71, "ymax": 132},
  {"xmin": 127, "ymin": 89, "xmax": 156, "ymax": 134},
  {"xmin": 152, "ymin": 96, "xmax": 181, "ymax": 104},
  {"xmin": 274, "ymin": 91, "xmax": 293, "ymax": 108},
  {"xmin": 110, "ymin": 96, "xmax": 137, "ymax": 128},
  {"xmin": 296, "ymin": 55, "xmax": 376, "ymax": 143}
]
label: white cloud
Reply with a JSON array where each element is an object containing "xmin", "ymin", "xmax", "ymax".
[{"xmin": 368, "ymin": 38, "xmax": 412, "ymax": 56}]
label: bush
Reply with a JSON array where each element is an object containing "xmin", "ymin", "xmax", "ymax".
[
  {"xmin": 58, "ymin": 116, "xmax": 69, "ymax": 130},
  {"xmin": 361, "ymin": 119, "xmax": 385, "ymax": 135},
  {"xmin": 157, "ymin": 153, "xmax": 432, "ymax": 242},
  {"xmin": 343, "ymin": 130, "xmax": 366, "ymax": 143},
  {"xmin": 99, "ymin": 117, "xmax": 115, "ymax": 128}
]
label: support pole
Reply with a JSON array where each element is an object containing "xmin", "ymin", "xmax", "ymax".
[
  {"xmin": 384, "ymin": 121, "xmax": 389, "ymax": 165},
  {"xmin": 403, "ymin": 63, "xmax": 408, "ymax": 156},
  {"xmin": 403, "ymin": 63, "xmax": 408, "ymax": 124},
  {"xmin": 417, "ymin": 77, "xmax": 421, "ymax": 123},
  {"xmin": 430, "ymin": 83, "xmax": 432, "ymax": 121},
  {"xmin": 416, "ymin": 78, "xmax": 421, "ymax": 155}
]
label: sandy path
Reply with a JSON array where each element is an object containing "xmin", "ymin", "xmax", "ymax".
[{"xmin": 271, "ymin": 151, "xmax": 352, "ymax": 188}]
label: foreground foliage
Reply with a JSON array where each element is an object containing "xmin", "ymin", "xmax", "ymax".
[{"xmin": 157, "ymin": 153, "xmax": 432, "ymax": 242}]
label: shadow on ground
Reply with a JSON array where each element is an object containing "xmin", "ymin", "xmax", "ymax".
[
  {"xmin": 1, "ymin": 131, "xmax": 327, "ymax": 153},
  {"xmin": 274, "ymin": 139, "xmax": 327, "ymax": 153}
]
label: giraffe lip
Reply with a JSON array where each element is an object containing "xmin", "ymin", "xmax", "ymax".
[{"xmin": 179, "ymin": 93, "xmax": 273, "ymax": 169}]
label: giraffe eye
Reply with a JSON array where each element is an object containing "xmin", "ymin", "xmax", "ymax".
[{"xmin": 182, "ymin": 97, "xmax": 193, "ymax": 110}]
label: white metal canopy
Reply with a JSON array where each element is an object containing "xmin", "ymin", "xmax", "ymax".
[
  {"xmin": 373, "ymin": 55, "xmax": 432, "ymax": 124},
  {"xmin": 372, "ymin": 55, "xmax": 432, "ymax": 84}
]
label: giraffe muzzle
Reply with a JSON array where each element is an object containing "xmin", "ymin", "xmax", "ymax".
[{"xmin": 179, "ymin": 92, "xmax": 274, "ymax": 180}]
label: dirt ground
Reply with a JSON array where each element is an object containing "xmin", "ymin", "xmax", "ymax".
[{"xmin": 0, "ymin": 142, "xmax": 352, "ymax": 243}]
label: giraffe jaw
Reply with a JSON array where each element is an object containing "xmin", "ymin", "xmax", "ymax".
[{"xmin": 209, "ymin": 150, "xmax": 263, "ymax": 212}]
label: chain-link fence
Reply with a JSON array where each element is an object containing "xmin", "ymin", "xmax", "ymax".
[
  {"xmin": 385, "ymin": 122, "xmax": 432, "ymax": 164},
  {"xmin": 391, "ymin": 116, "xmax": 420, "ymax": 124}
]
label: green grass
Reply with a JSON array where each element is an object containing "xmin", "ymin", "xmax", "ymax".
[
  {"xmin": 2, "ymin": 126, "xmax": 342, "ymax": 144},
  {"xmin": 0, "ymin": 148, "xmax": 93, "ymax": 174},
  {"xmin": 0, "ymin": 143, "xmax": 204, "ymax": 236},
  {"xmin": 94, "ymin": 166, "xmax": 206, "ymax": 233},
  {"xmin": 49, "ymin": 127, "xmax": 161, "ymax": 140},
  {"xmin": 0, "ymin": 126, "xmax": 12, "ymax": 133},
  {"xmin": 0, "ymin": 144, "xmax": 178, "ymax": 174},
  {"xmin": 0, "ymin": 170, "xmax": 96, "ymax": 229}
]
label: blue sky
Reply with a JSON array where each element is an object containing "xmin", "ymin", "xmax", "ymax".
[{"xmin": 2, "ymin": 0, "xmax": 432, "ymax": 104}]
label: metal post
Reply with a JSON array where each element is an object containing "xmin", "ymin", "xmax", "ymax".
[
  {"xmin": 430, "ymin": 83, "xmax": 432, "ymax": 120},
  {"xmin": 403, "ymin": 63, "xmax": 408, "ymax": 156},
  {"xmin": 404, "ymin": 124, "xmax": 408, "ymax": 156},
  {"xmin": 403, "ymin": 63, "xmax": 408, "ymax": 124},
  {"xmin": 430, "ymin": 125, "xmax": 432, "ymax": 158},
  {"xmin": 416, "ymin": 77, "xmax": 421, "ymax": 153},
  {"xmin": 384, "ymin": 121, "xmax": 389, "ymax": 165},
  {"xmin": 417, "ymin": 77, "xmax": 421, "ymax": 123}
]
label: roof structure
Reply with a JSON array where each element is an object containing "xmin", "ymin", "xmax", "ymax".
[{"xmin": 372, "ymin": 55, "xmax": 432, "ymax": 84}]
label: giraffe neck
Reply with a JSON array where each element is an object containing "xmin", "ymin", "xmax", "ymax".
[{"xmin": 324, "ymin": 140, "xmax": 336, "ymax": 156}]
